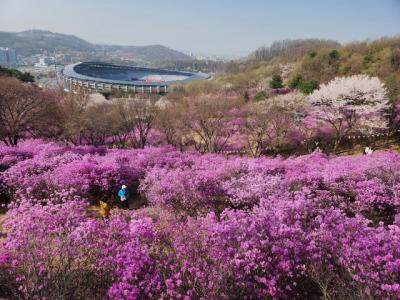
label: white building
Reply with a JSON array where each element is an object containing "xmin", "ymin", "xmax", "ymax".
[
  {"xmin": 34, "ymin": 57, "xmax": 49, "ymax": 68},
  {"xmin": 0, "ymin": 47, "xmax": 17, "ymax": 66}
]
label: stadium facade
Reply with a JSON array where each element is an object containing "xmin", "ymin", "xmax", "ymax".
[{"xmin": 61, "ymin": 61, "xmax": 210, "ymax": 93}]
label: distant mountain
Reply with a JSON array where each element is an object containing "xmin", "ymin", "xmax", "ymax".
[
  {"xmin": 100, "ymin": 44, "xmax": 192, "ymax": 62},
  {"xmin": 0, "ymin": 29, "xmax": 192, "ymax": 62},
  {"xmin": 0, "ymin": 30, "xmax": 95, "ymax": 55}
]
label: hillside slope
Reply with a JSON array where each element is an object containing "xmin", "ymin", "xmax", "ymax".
[
  {"xmin": 0, "ymin": 29, "xmax": 192, "ymax": 62},
  {"xmin": 191, "ymin": 37, "xmax": 400, "ymax": 103},
  {"xmin": 0, "ymin": 29, "xmax": 95, "ymax": 55},
  {"xmin": 100, "ymin": 44, "xmax": 192, "ymax": 62}
]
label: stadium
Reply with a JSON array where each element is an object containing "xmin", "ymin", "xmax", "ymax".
[{"xmin": 61, "ymin": 61, "xmax": 210, "ymax": 93}]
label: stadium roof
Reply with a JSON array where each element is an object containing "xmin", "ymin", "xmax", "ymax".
[{"xmin": 62, "ymin": 61, "xmax": 210, "ymax": 86}]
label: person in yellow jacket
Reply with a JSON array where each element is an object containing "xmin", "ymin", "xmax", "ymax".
[{"xmin": 99, "ymin": 197, "xmax": 111, "ymax": 220}]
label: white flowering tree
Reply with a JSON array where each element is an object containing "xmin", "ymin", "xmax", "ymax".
[{"xmin": 308, "ymin": 75, "xmax": 390, "ymax": 151}]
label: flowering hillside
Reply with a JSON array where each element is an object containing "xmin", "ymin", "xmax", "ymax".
[{"xmin": 0, "ymin": 140, "xmax": 400, "ymax": 299}]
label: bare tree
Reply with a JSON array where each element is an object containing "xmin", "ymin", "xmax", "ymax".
[
  {"xmin": 244, "ymin": 94, "xmax": 303, "ymax": 157},
  {"xmin": 243, "ymin": 105, "xmax": 271, "ymax": 157},
  {"xmin": 82, "ymin": 104, "xmax": 115, "ymax": 146},
  {"xmin": 250, "ymin": 39, "xmax": 340, "ymax": 61},
  {"xmin": 0, "ymin": 77, "xmax": 60, "ymax": 146},
  {"xmin": 154, "ymin": 102, "xmax": 188, "ymax": 151},
  {"xmin": 58, "ymin": 93, "xmax": 157, "ymax": 148},
  {"xmin": 58, "ymin": 91, "xmax": 91, "ymax": 145},
  {"xmin": 179, "ymin": 95, "xmax": 242, "ymax": 153},
  {"xmin": 112, "ymin": 99, "xmax": 158, "ymax": 149}
]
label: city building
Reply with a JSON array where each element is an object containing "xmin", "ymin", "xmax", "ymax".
[{"xmin": 0, "ymin": 47, "xmax": 17, "ymax": 66}]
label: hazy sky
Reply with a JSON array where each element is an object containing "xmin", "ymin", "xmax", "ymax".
[{"xmin": 0, "ymin": 0, "xmax": 399, "ymax": 56}]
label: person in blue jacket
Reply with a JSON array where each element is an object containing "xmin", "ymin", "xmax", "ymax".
[{"xmin": 117, "ymin": 185, "xmax": 129, "ymax": 209}]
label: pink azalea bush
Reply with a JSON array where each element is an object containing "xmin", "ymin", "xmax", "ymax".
[
  {"xmin": 0, "ymin": 201, "xmax": 163, "ymax": 299},
  {"xmin": 142, "ymin": 150, "xmax": 400, "ymax": 221},
  {"xmin": 1, "ymin": 139, "xmax": 400, "ymax": 299},
  {"xmin": 2, "ymin": 198, "xmax": 399, "ymax": 299}
]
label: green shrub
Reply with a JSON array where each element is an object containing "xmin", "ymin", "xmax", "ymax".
[
  {"xmin": 269, "ymin": 74, "xmax": 283, "ymax": 89},
  {"xmin": 298, "ymin": 80, "xmax": 320, "ymax": 94},
  {"xmin": 329, "ymin": 49, "xmax": 340, "ymax": 60},
  {"xmin": 253, "ymin": 91, "xmax": 267, "ymax": 102},
  {"xmin": 288, "ymin": 74, "xmax": 303, "ymax": 89},
  {"xmin": 364, "ymin": 51, "xmax": 374, "ymax": 65},
  {"xmin": 0, "ymin": 67, "xmax": 34, "ymax": 83},
  {"xmin": 243, "ymin": 91, "xmax": 250, "ymax": 103},
  {"xmin": 308, "ymin": 51, "xmax": 317, "ymax": 58},
  {"xmin": 100, "ymin": 91, "xmax": 112, "ymax": 99},
  {"xmin": 287, "ymin": 74, "xmax": 319, "ymax": 94}
]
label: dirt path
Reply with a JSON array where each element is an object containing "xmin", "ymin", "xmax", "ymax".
[{"xmin": 0, "ymin": 214, "xmax": 6, "ymax": 238}]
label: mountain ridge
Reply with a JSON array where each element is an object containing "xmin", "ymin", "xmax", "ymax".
[{"xmin": 0, "ymin": 29, "xmax": 192, "ymax": 62}]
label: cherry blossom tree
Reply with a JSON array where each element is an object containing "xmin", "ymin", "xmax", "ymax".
[{"xmin": 308, "ymin": 75, "xmax": 390, "ymax": 151}]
